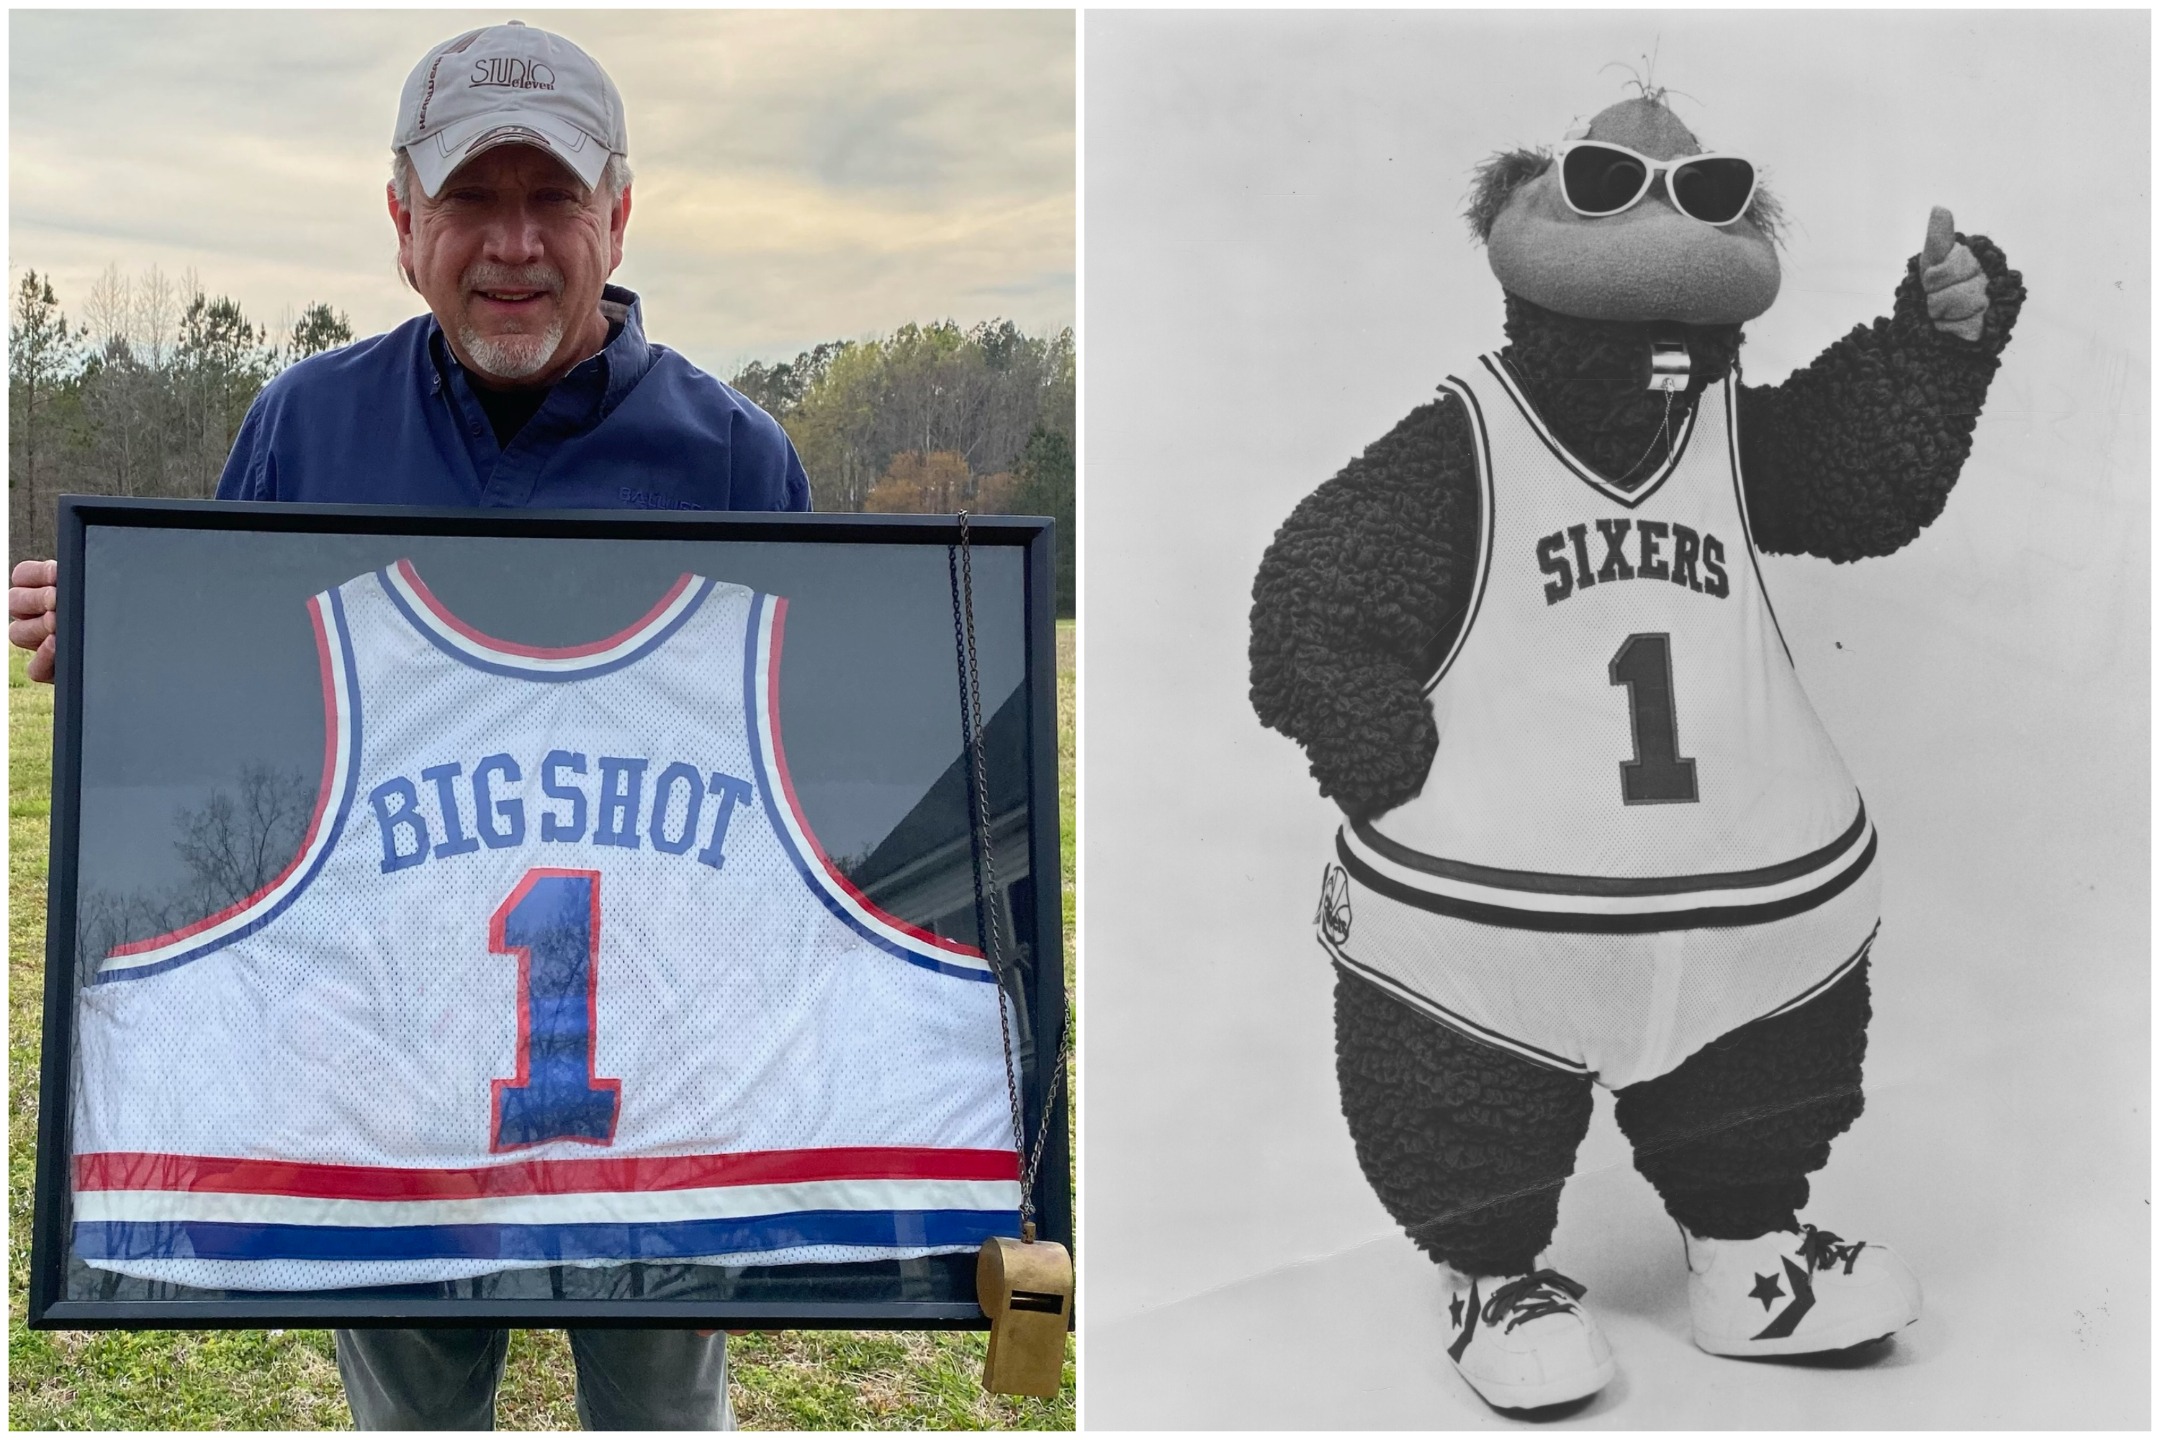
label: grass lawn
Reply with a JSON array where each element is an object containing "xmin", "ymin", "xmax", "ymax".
[{"xmin": 6, "ymin": 620, "xmax": 1076, "ymax": 1430}]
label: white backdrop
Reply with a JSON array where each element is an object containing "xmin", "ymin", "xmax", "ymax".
[{"xmin": 1081, "ymin": 11, "xmax": 2148, "ymax": 1428}]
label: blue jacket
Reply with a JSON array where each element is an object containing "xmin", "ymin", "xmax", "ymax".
[{"xmin": 216, "ymin": 285, "xmax": 810, "ymax": 512}]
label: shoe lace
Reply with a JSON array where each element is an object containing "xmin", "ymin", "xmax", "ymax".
[
  {"xmin": 1480, "ymin": 1269, "xmax": 1589, "ymax": 1332},
  {"xmin": 1795, "ymin": 1224, "xmax": 1867, "ymax": 1276}
]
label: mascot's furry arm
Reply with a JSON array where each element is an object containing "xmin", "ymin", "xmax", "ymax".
[
  {"xmin": 1738, "ymin": 229, "xmax": 2026, "ymax": 561},
  {"xmin": 1248, "ymin": 395, "xmax": 1480, "ymax": 818}
]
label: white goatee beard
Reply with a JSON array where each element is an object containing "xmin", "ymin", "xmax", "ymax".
[{"xmin": 458, "ymin": 318, "xmax": 566, "ymax": 382}]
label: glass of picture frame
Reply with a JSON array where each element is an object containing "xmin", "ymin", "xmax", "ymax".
[{"xmin": 27, "ymin": 497, "xmax": 1070, "ymax": 1330}]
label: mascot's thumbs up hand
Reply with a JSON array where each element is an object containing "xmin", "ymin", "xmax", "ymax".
[{"xmin": 1920, "ymin": 206, "xmax": 1988, "ymax": 341}]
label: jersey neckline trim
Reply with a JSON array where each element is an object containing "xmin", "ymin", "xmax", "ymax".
[
  {"xmin": 380, "ymin": 559, "xmax": 712, "ymax": 680},
  {"xmin": 744, "ymin": 593, "xmax": 998, "ymax": 983},
  {"xmin": 96, "ymin": 588, "xmax": 366, "ymax": 981},
  {"xmin": 1479, "ymin": 352, "xmax": 1706, "ymax": 509}
]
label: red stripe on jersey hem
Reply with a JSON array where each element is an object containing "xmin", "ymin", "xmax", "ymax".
[
  {"xmin": 75, "ymin": 1147, "xmax": 1022, "ymax": 1199},
  {"xmin": 396, "ymin": 558, "xmax": 694, "ymax": 659},
  {"xmin": 107, "ymin": 594, "xmax": 342, "ymax": 959},
  {"xmin": 761, "ymin": 599, "xmax": 986, "ymax": 962}
]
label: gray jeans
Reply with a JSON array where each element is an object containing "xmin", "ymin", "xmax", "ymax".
[{"xmin": 334, "ymin": 1328, "xmax": 735, "ymax": 1430}]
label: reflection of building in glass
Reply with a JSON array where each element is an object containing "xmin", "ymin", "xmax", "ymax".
[{"xmin": 850, "ymin": 687, "xmax": 1037, "ymax": 1023}]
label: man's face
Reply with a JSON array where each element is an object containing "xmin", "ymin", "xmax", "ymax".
[{"xmin": 389, "ymin": 144, "xmax": 631, "ymax": 389}]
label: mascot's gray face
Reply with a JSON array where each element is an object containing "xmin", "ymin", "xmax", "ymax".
[{"xmin": 1486, "ymin": 98, "xmax": 1781, "ymax": 325}]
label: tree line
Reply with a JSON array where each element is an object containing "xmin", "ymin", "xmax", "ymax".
[
  {"xmin": 731, "ymin": 319, "xmax": 1075, "ymax": 615},
  {"xmin": 9, "ymin": 268, "xmax": 1076, "ymax": 615},
  {"xmin": 8, "ymin": 266, "xmax": 354, "ymax": 563}
]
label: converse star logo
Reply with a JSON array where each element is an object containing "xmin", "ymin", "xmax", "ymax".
[
  {"xmin": 1449, "ymin": 1292, "xmax": 1465, "ymax": 1328},
  {"xmin": 1749, "ymin": 1272, "xmax": 1784, "ymax": 1310},
  {"xmin": 1749, "ymin": 1257, "xmax": 1817, "ymax": 1341}
]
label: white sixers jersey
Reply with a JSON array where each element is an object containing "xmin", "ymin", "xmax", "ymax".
[
  {"xmin": 73, "ymin": 560, "xmax": 1020, "ymax": 1291},
  {"xmin": 1320, "ymin": 357, "xmax": 1881, "ymax": 1086}
]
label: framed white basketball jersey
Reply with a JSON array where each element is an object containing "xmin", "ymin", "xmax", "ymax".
[{"xmin": 70, "ymin": 560, "xmax": 1023, "ymax": 1291}]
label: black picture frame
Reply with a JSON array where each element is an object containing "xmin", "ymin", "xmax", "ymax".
[{"xmin": 28, "ymin": 496, "xmax": 1070, "ymax": 1330}]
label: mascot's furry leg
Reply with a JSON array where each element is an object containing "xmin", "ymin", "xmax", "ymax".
[
  {"xmin": 1334, "ymin": 961, "xmax": 1870, "ymax": 1270},
  {"xmin": 1612, "ymin": 961, "xmax": 1872, "ymax": 1240},
  {"xmin": 1333, "ymin": 969, "xmax": 1594, "ymax": 1276}
]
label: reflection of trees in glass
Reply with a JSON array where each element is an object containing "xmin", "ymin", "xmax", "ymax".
[
  {"xmin": 75, "ymin": 765, "xmax": 316, "ymax": 975},
  {"xmin": 171, "ymin": 764, "xmax": 317, "ymax": 913}
]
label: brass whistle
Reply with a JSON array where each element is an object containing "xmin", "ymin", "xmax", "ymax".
[{"xmin": 977, "ymin": 1232, "xmax": 1074, "ymax": 1398}]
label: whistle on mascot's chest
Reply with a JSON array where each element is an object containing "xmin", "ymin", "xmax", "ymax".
[
  {"xmin": 1644, "ymin": 333, "xmax": 1692, "ymax": 392},
  {"xmin": 977, "ymin": 1231, "xmax": 1074, "ymax": 1398}
]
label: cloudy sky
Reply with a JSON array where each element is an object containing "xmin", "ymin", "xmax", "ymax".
[{"xmin": 10, "ymin": 9, "xmax": 1074, "ymax": 377}]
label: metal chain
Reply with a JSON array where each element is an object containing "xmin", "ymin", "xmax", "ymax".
[
  {"xmin": 1021, "ymin": 1045, "xmax": 1068, "ymax": 1235},
  {"xmin": 949, "ymin": 511, "xmax": 1068, "ymax": 1238},
  {"xmin": 946, "ymin": 524, "xmax": 1028, "ymax": 1191},
  {"xmin": 1614, "ymin": 386, "xmax": 1677, "ymax": 487}
]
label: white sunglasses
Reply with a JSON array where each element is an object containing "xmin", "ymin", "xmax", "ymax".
[{"xmin": 1554, "ymin": 141, "xmax": 1759, "ymax": 227}]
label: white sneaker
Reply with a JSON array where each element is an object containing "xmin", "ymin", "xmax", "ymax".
[
  {"xmin": 1440, "ymin": 1266, "xmax": 1616, "ymax": 1410},
  {"xmin": 1683, "ymin": 1222, "xmax": 1922, "ymax": 1357}
]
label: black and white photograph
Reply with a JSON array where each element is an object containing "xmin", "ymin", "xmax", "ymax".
[{"xmin": 1084, "ymin": 9, "xmax": 2146, "ymax": 1428}]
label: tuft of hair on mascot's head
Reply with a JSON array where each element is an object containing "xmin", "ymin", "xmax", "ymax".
[{"xmin": 1249, "ymin": 84, "xmax": 2022, "ymax": 1413}]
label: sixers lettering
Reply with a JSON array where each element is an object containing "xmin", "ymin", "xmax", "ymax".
[
  {"xmin": 1536, "ymin": 517, "xmax": 1731, "ymax": 605},
  {"xmin": 73, "ymin": 559, "xmax": 1020, "ymax": 1290}
]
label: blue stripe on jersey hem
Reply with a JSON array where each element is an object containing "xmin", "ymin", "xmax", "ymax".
[
  {"xmin": 93, "ymin": 588, "xmax": 367, "ymax": 984},
  {"xmin": 742, "ymin": 593, "xmax": 996, "ymax": 984},
  {"xmin": 73, "ymin": 1209, "xmax": 1021, "ymax": 1263},
  {"xmin": 378, "ymin": 570, "xmax": 714, "ymax": 682},
  {"xmin": 1337, "ymin": 829, "xmax": 1878, "ymax": 934}
]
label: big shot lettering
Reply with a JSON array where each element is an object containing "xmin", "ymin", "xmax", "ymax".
[{"xmin": 471, "ymin": 56, "xmax": 556, "ymax": 91}]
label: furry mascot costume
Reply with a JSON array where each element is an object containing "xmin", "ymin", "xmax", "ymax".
[{"xmin": 1248, "ymin": 91, "xmax": 2022, "ymax": 1410}]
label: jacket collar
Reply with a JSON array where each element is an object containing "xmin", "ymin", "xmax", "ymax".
[{"xmin": 426, "ymin": 283, "xmax": 656, "ymax": 417}]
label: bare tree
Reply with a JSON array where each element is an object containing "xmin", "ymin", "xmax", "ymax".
[
  {"xmin": 171, "ymin": 764, "xmax": 319, "ymax": 916},
  {"xmin": 83, "ymin": 264, "xmax": 131, "ymax": 357},
  {"xmin": 133, "ymin": 264, "xmax": 178, "ymax": 370}
]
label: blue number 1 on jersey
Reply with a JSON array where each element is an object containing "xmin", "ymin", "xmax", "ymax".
[{"xmin": 490, "ymin": 868, "xmax": 623, "ymax": 1150}]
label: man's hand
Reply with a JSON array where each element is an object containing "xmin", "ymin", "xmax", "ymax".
[
  {"xmin": 1921, "ymin": 206, "xmax": 1988, "ymax": 342},
  {"xmin": 9, "ymin": 559, "xmax": 58, "ymax": 684}
]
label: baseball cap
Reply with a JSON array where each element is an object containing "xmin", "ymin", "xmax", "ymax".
[{"xmin": 394, "ymin": 21, "xmax": 628, "ymax": 198}]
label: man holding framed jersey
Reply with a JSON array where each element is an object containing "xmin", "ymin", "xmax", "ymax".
[{"xmin": 12, "ymin": 20, "xmax": 804, "ymax": 1430}]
